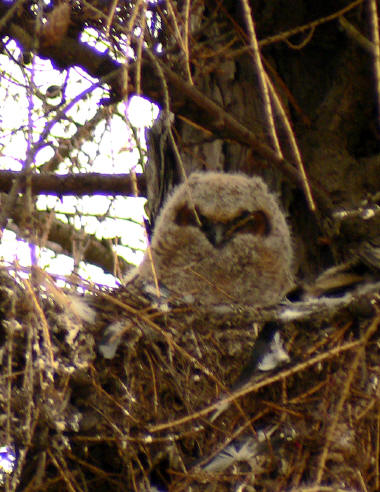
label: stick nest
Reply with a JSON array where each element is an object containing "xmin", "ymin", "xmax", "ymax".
[{"xmin": 0, "ymin": 266, "xmax": 379, "ymax": 491}]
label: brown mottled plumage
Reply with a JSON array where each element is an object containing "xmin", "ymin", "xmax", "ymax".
[{"xmin": 135, "ymin": 172, "xmax": 293, "ymax": 306}]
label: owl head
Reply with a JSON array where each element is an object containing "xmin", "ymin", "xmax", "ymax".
[{"xmin": 138, "ymin": 172, "xmax": 293, "ymax": 307}]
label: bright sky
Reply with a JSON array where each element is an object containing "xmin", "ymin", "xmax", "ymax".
[{"xmin": 0, "ymin": 40, "xmax": 159, "ymax": 287}]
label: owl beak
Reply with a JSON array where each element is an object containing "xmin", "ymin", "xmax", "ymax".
[{"xmin": 206, "ymin": 223, "xmax": 226, "ymax": 248}]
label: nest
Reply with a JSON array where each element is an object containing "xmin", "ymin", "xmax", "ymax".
[{"xmin": 0, "ymin": 265, "xmax": 379, "ymax": 491}]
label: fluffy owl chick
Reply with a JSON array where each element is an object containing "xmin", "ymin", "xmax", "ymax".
[{"xmin": 137, "ymin": 172, "xmax": 293, "ymax": 307}]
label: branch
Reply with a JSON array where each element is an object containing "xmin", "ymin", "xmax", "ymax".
[
  {"xmin": 0, "ymin": 171, "xmax": 146, "ymax": 197},
  {"xmin": 0, "ymin": 3, "xmax": 331, "ymax": 209},
  {"xmin": 0, "ymin": 4, "xmax": 332, "ymax": 210},
  {"xmin": 204, "ymin": 280, "xmax": 380, "ymax": 327},
  {"xmin": 41, "ymin": 106, "xmax": 110, "ymax": 173},
  {"xmin": 8, "ymin": 198, "xmax": 135, "ymax": 277},
  {"xmin": 6, "ymin": 18, "xmax": 123, "ymax": 101}
]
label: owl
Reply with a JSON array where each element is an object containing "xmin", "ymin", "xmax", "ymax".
[{"xmin": 135, "ymin": 172, "xmax": 293, "ymax": 307}]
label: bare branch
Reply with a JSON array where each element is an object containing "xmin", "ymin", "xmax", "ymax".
[
  {"xmin": 8, "ymin": 198, "xmax": 135, "ymax": 276},
  {"xmin": 0, "ymin": 1, "xmax": 331, "ymax": 209},
  {"xmin": 0, "ymin": 171, "xmax": 147, "ymax": 197}
]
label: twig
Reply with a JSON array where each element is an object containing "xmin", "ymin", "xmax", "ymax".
[
  {"xmin": 23, "ymin": 277, "xmax": 55, "ymax": 368},
  {"xmin": 166, "ymin": 0, "xmax": 193, "ymax": 83},
  {"xmin": 0, "ymin": 0, "xmax": 28, "ymax": 29},
  {"xmin": 260, "ymin": 0, "xmax": 365, "ymax": 48},
  {"xmin": 203, "ymin": 280, "xmax": 380, "ymax": 327},
  {"xmin": 240, "ymin": 0, "xmax": 282, "ymax": 158},
  {"xmin": 148, "ymin": 338, "xmax": 362, "ymax": 433},
  {"xmin": 265, "ymin": 74, "xmax": 316, "ymax": 211},
  {"xmin": 339, "ymin": 16, "xmax": 375, "ymax": 54},
  {"xmin": 315, "ymin": 313, "xmax": 380, "ymax": 484}
]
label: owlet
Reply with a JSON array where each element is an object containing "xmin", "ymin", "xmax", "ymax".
[{"xmin": 136, "ymin": 172, "xmax": 293, "ymax": 307}]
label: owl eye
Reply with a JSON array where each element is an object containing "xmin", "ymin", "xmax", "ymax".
[
  {"xmin": 227, "ymin": 210, "xmax": 270, "ymax": 238},
  {"xmin": 174, "ymin": 205, "xmax": 201, "ymax": 226}
]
